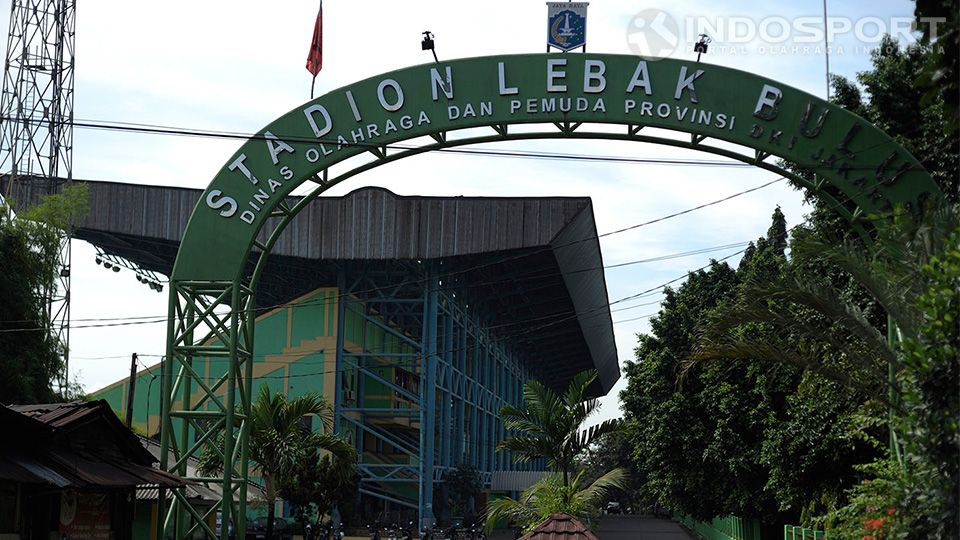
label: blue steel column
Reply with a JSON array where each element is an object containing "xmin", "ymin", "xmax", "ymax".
[
  {"xmin": 470, "ymin": 338, "xmax": 480, "ymax": 469},
  {"xmin": 334, "ymin": 271, "xmax": 349, "ymax": 525},
  {"xmin": 335, "ymin": 270, "xmax": 346, "ymax": 438},
  {"xmin": 493, "ymin": 344, "xmax": 507, "ymax": 471},
  {"xmin": 455, "ymin": 322, "xmax": 467, "ymax": 464},
  {"xmin": 481, "ymin": 329, "xmax": 492, "ymax": 474},
  {"xmin": 419, "ymin": 270, "xmax": 439, "ymax": 528},
  {"xmin": 440, "ymin": 303, "xmax": 454, "ymax": 473}
]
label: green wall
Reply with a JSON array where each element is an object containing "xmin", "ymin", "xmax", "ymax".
[{"xmin": 91, "ymin": 288, "xmax": 338, "ymax": 436}]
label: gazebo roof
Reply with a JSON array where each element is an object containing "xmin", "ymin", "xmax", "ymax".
[{"xmin": 518, "ymin": 513, "xmax": 599, "ymax": 540}]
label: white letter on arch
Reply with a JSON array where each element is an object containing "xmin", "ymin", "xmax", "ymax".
[
  {"xmin": 430, "ymin": 66, "xmax": 453, "ymax": 101},
  {"xmin": 498, "ymin": 62, "xmax": 518, "ymax": 95},
  {"xmin": 583, "ymin": 59, "xmax": 606, "ymax": 93},
  {"xmin": 264, "ymin": 131, "xmax": 295, "ymax": 165},
  {"xmin": 303, "ymin": 104, "xmax": 333, "ymax": 138},
  {"xmin": 547, "ymin": 58, "xmax": 568, "ymax": 92},
  {"xmin": 377, "ymin": 79, "xmax": 405, "ymax": 112}
]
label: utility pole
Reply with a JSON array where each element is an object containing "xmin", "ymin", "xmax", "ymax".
[
  {"xmin": 126, "ymin": 353, "xmax": 138, "ymax": 428},
  {"xmin": 0, "ymin": 0, "xmax": 78, "ymax": 397}
]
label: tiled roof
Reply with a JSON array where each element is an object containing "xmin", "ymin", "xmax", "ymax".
[{"xmin": 519, "ymin": 513, "xmax": 599, "ymax": 540}]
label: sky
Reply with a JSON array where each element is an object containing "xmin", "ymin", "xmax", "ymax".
[{"xmin": 0, "ymin": 0, "xmax": 925, "ymax": 425}]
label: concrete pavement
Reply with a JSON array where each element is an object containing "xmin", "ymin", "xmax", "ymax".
[{"xmin": 594, "ymin": 516, "xmax": 696, "ymax": 539}]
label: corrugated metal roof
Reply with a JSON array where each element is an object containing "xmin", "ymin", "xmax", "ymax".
[
  {"xmin": 46, "ymin": 449, "xmax": 184, "ymax": 488},
  {"xmin": 0, "ymin": 454, "xmax": 72, "ymax": 486},
  {"xmin": 490, "ymin": 470, "xmax": 547, "ymax": 492},
  {"xmin": 10, "ymin": 179, "xmax": 620, "ymax": 395},
  {"xmin": 1, "ymin": 402, "xmax": 187, "ymax": 489},
  {"xmin": 136, "ymin": 483, "xmax": 220, "ymax": 502},
  {"xmin": 137, "ymin": 438, "xmax": 265, "ymax": 502},
  {"xmin": 519, "ymin": 514, "xmax": 599, "ymax": 540},
  {"xmin": 12, "ymin": 401, "xmax": 105, "ymax": 428},
  {"xmin": 11, "ymin": 400, "xmax": 158, "ymax": 464}
]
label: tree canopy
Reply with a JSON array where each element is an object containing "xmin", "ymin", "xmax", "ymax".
[
  {"xmin": 0, "ymin": 183, "xmax": 88, "ymax": 404},
  {"xmin": 619, "ymin": 34, "xmax": 958, "ymax": 539}
]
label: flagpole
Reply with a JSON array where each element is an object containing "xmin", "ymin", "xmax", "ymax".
[
  {"xmin": 311, "ymin": 75, "xmax": 317, "ymax": 99},
  {"xmin": 823, "ymin": 0, "xmax": 830, "ymax": 100}
]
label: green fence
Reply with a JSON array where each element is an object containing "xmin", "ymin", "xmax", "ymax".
[
  {"xmin": 783, "ymin": 525, "xmax": 825, "ymax": 539},
  {"xmin": 674, "ymin": 514, "xmax": 761, "ymax": 540}
]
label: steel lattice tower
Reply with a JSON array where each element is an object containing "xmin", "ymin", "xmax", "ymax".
[{"xmin": 0, "ymin": 0, "xmax": 76, "ymax": 395}]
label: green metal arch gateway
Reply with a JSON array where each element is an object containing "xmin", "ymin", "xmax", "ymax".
[{"xmin": 159, "ymin": 53, "xmax": 941, "ymax": 539}]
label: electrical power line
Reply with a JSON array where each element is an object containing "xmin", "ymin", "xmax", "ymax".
[
  {"xmin": 0, "ymin": 238, "xmax": 744, "ymax": 333},
  {"xmin": 1, "ymin": 173, "xmax": 789, "ymax": 331},
  {"xmin": 15, "ymin": 115, "xmax": 925, "ymax": 173}
]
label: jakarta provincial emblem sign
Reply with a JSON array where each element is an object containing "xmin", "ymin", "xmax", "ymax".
[{"xmin": 546, "ymin": 2, "xmax": 588, "ymax": 51}]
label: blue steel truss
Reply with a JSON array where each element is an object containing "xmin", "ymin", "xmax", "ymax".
[{"xmin": 332, "ymin": 262, "xmax": 545, "ymax": 526}]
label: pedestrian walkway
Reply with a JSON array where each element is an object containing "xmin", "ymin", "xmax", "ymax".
[{"xmin": 594, "ymin": 515, "xmax": 695, "ymax": 539}]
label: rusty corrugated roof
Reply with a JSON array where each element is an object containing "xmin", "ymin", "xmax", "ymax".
[
  {"xmin": 0, "ymin": 453, "xmax": 71, "ymax": 486},
  {"xmin": 11, "ymin": 400, "xmax": 157, "ymax": 464},
  {"xmin": 1, "ymin": 402, "xmax": 187, "ymax": 489},
  {"xmin": 11, "ymin": 401, "xmax": 104, "ymax": 428},
  {"xmin": 519, "ymin": 514, "xmax": 599, "ymax": 540}
]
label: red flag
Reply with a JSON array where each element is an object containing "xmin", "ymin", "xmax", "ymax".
[{"xmin": 306, "ymin": 2, "xmax": 322, "ymax": 76}]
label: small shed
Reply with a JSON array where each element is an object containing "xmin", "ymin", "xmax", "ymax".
[
  {"xmin": 0, "ymin": 400, "xmax": 186, "ymax": 540},
  {"xmin": 519, "ymin": 513, "xmax": 600, "ymax": 540}
]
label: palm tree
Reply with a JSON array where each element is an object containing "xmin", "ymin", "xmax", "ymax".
[
  {"xmin": 485, "ymin": 468, "xmax": 628, "ymax": 532},
  {"xmin": 690, "ymin": 205, "xmax": 958, "ymax": 404},
  {"xmin": 200, "ymin": 384, "xmax": 353, "ymax": 540},
  {"xmin": 497, "ymin": 369, "xmax": 622, "ymax": 494}
]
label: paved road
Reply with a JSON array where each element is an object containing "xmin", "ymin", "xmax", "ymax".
[{"xmin": 594, "ymin": 516, "xmax": 695, "ymax": 540}]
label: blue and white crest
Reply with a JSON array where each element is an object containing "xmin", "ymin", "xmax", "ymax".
[{"xmin": 546, "ymin": 2, "xmax": 588, "ymax": 51}]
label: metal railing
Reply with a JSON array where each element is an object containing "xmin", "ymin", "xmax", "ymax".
[
  {"xmin": 783, "ymin": 525, "xmax": 825, "ymax": 539},
  {"xmin": 673, "ymin": 514, "xmax": 760, "ymax": 540}
]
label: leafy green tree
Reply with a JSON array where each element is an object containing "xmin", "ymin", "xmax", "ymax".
[
  {"xmin": 693, "ymin": 204, "xmax": 956, "ymax": 412},
  {"xmin": 281, "ymin": 452, "xmax": 359, "ymax": 536},
  {"xmin": 803, "ymin": 35, "xmax": 959, "ymax": 215},
  {"xmin": 443, "ymin": 462, "xmax": 483, "ymax": 518},
  {"xmin": 686, "ymin": 38, "xmax": 960, "ymax": 531},
  {"xmin": 200, "ymin": 385, "xmax": 353, "ymax": 540},
  {"xmin": 620, "ymin": 259, "xmax": 742, "ymax": 521},
  {"xmin": 0, "ymin": 183, "xmax": 88, "ymax": 404},
  {"xmin": 576, "ymin": 430, "xmax": 642, "ymax": 508},
  {"xmin": 621, "ymin": 31, "xmax": 958, "ymax": 538},
  {"xmin": 497, "ymin": 369, "xmax": 621, "ymax": 495},
  {"xmin": 621, "ymin": 208, "xmax": 887, "ymax": 535},
  {"xmin": 759, "ymin": 373, "xmax": 882, "ymax": 522},
  {"xmin": 915, "ymin": 0, "xmax": 959, "ymax": 131},
  {"xmin": 485, "ymin": 469, "xmax": 627, "ymax": 532},
  {"xmin": 824, "ymin": 227, "xmax": 959, "ymax": 539},
  {"xmin": 893, "ymin": 227, "xmax": 960, "ymax": 538}
]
